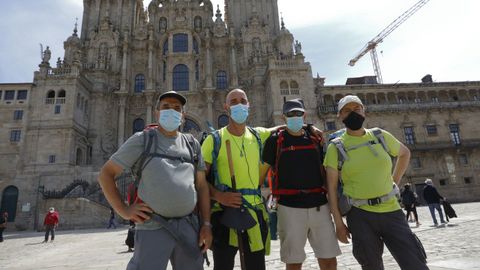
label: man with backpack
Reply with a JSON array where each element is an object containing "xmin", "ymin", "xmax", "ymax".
[
  {"xmin": 324, "ymin": 95, "xmax": 429, "ymax": 270},
  {"xmin": 262, "ymin": 99, "xmax": 341, "ymax": 270},
  {"xmin": 98, "ymin": 91, "xmax": 212, "ymax": 270},
  {"xmin": 201, "ymin": 89, "xmax": 275, "ymax": 270}
]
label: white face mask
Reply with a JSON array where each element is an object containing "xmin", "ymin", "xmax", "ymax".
[{"xmin": 158, "ymin": 109, "xmax": 182, "ymax": 132}]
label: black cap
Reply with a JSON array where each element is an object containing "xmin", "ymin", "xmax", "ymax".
[
  {"xmin": 158, "ymin": 91, "xmax": 187, "ymax": 105},
  {"xmin": 283, "ymin": 98, "xmax": 305, "ymax": 114}
]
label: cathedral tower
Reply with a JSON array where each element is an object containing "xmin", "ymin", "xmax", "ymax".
[{"xmin": 225, "ymin": 0, "xmax": 280, "ymax": 37}]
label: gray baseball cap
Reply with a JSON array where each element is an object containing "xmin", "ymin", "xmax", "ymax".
[{"xmin": 159, "ymin": 91, "xmax": 187, "ymax": 105}]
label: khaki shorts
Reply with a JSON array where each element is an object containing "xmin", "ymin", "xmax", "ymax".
[{"xmin": 277, "ymin": 204, "xmax": 341, "ymax": 264}]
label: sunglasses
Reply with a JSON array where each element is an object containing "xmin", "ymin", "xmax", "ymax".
[{"xmin": 285, "ymin": 111, "xmax": 304, "ymax": 117}]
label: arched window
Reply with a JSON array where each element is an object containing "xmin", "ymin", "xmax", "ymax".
[
  {"xmin": 182, "ymin": 118, "xmax": 201, "ymax": 134},
  {"xmin": 163, "ymin": 39, "xmax": 168, "ymax": 56},
  {"xmin": 57, "ymin": 90, "xmax": 66, "ymax": 98},
  {"xmin": 76, "ymin": 148, "xmax": 83, "ymax": 165},
  {"xmin": 216, "ymin": 71, "xmax": 228, "ymax": 90},
  {"xmin": 218, "ymin": 114, "xmax": 229, "ymax": 128},
  {"xmin": 290, "ymin": 80, "xmax": 299, "ymax": 95},
  {"xmin": 0, "ymin": 186, "xmax": 19, "ymax": 222},
  {"xmin": 173, "ymin": 64, "xmax": 189, "ymax": 91},
  {"xmin": 133, "ymin": 118, "xmax": 145, "ymax": 133},
  {"xmin": 173, "ymin": 33, "xmax": 188, "ymax": 53},
  {"xmin": 135, "ymin": 74, "xmax": 145, "ymax": 93},
  {"xmin": 280, "ymin": 81, "xmax": 289, "ymax": 95},
  {"xmin": 47, "ymin": 90, "xmax": 55, "ymax": 99},
  {"xmin": 193, "ymin": 38, "xmax": 199, "ymax": 54}
]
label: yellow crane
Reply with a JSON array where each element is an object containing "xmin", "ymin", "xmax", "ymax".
[{"xmin": 348, "ymin": 0, "xmax": 430, "ymax": 84}]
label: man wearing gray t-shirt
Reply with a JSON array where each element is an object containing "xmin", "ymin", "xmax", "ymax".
[{"xmin": 99, "ymin": 91, "xmax": 212, "ymax": 270}]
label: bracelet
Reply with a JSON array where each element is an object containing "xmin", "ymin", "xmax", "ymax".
[{"xmin": 202, "ymin": 221, "xmax": 212, "ymax": 228}]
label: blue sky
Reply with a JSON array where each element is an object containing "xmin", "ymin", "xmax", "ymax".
[{"xmin": 0, "ymin": 0, "xmax": 479, "ymax": 85}]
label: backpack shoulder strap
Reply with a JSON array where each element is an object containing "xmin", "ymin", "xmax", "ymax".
[
  {"xmin": 370, "ymin": 128, "xmax": 391, "ymax": 156},
  {"xmin": 210, "ymin": 130, "xmax": 222, "ymax": 187},
  {"xmin": 247, "ymin": 126, "xmax": 263, "ymax": 164},
  {"xmin": 181, "ymin": 133, "xmax": 198, "ymax": 165},
  {"xmin": 331, "ymin": 137, "xmax": 348, "ymax": 171},
  {"xmin": 129, "ymin": 129, "xmax": 157, "ymax": 204}
]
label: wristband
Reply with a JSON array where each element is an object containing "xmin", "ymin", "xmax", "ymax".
[{"xmin": 202, "ymin": 221, "xmax": 212, "ymax": 228}]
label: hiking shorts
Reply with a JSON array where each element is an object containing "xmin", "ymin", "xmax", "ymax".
[
  {"xmin": 277, "ymin": 204, "xmax": 341, "ymax": 264},
  {"xmin": 126, "ymin": 215, "xmax": 204, "ymax": 270}
]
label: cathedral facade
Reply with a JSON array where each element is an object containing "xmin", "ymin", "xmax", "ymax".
[{"xmin": 0, "ymin": 0, "xmax": 479, "ymax": 230}]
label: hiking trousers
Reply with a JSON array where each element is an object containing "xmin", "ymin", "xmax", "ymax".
[
  {"xmin": 346, "ymin": 207, "xmax": 428, "ymax": 270},
  {"xmin": 211, "ymin": 210, "xmax": 268, "ymax": 270},
  {"xmin": 126, "ymin": 215, "xmax": 203, "ymax": 270}
]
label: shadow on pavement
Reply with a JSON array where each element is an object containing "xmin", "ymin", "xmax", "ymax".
[{"xmin": 25, "ymin": 241, "xmax": 46, "ymax": 246}]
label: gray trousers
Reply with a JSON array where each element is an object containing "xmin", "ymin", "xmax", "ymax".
[
  {"xmin": 346, "ymin": 207, "xmax": 428, "ymax": 270},
  {"xmin": 126, "ymin": 216, "xmax": 203, "ymax": 270}
]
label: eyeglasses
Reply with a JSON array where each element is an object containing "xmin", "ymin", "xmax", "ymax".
[{"xmin": 285, "ymin": 111, "xmax": 304, "ymax": 117}]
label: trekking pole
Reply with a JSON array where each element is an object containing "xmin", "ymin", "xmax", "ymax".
[{"xmin": 225, "ymin": 140, "xmax": 247, "ymax": 270}]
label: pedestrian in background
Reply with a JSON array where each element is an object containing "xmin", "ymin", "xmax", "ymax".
[
  {"xmin": 423, "ymin": 178, "xmax": 446, "ymax": 226},
  {"xmin": 107, "ymin": 207, "xmax": 117, "ymax": 229},
  {"xmin": 401, "ymin": 183, "xmax": 420, "ymax": 226},
  {"xmin": 43, "ymin": 207, "xmax": 59, "ymax": 243},
  {"xmin": 0, "ymin": 212, "xmax": 8, "ymax": 242}
]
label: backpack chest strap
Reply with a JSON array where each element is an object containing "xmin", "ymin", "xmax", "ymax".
[{"xmin": 280, "ymin": 144, "xmax": 317, "ymax": 153}]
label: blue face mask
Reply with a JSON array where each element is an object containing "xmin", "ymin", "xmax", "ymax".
[
  {"xmin": 230, "ymin": 104, "xmax": 249, "ymax": 124},
  {"xmin": 159, "ymin": 109, "xmax": 182, "ymax": 132},
  {"xmin": 286, "ymin": 116, "xmax": 304, "ymax": 132}
]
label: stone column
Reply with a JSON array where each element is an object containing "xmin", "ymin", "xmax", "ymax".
[
  {"xmin": 145, "ymin": 93, "xmax": 154, "ymax": 124},
  {"xmin": 206, "ymin": 89, "xmax": 214, "ymax": 125},
  {"xmin": 205, "ymin": 31, "xmax": 213, "ymax": 88},
  {"xmin": 117, "ymin": 94, "xmax": 127, "ymax": 146},
  {"xmin": 147, "ymin": 26, "xmax": 155, "ymax": 91},
  {"xmin": 229, "ymin": 30, "xmax": 238, "ymax": 88},
  {"xmin": 120, "ymin": 30, "xmax": 129, "ymax": 92}
]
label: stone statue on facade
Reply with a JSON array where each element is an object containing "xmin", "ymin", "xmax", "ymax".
[
  {"xmin": 42, "ymin": 46, "xmax": 51, "ymax": 64},
  {"xmin": 294, "ymin": 40, "xmax": 302, "ymax": 55}
]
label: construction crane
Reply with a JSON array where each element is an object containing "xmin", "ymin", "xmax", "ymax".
[{"xmin": 348, "ymin": 0, "xmax": 430, "ymax": 84}]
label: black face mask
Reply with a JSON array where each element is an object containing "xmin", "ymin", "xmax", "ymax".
[{"xmin": 343, "ymin": 111, "xmax": 365, "ymax": 130}]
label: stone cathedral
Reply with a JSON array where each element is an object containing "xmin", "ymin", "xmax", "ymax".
[{"xmin": 1, "ymin": 0, "xmax": 479, "ymax": 230}]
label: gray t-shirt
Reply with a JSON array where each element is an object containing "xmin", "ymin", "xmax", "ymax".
[{"xmin": 110, "ymin": 129, "xmax": 206, "ymax": 230}]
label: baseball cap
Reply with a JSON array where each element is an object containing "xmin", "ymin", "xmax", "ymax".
[
  {"xmin": 337, "ymin": 95, "xmax": 363, "ymax": 113},
  {"xmin": 158, "ymin": 91, "xmax": 187, "ymax": 105},
  {"xmin": 425, "ymin": 178, "xmax": 433, "ymax": 185},
  {"xmin": 283, "ymin": 99, "xmax": 305, "ymax": 114},
  {"xmin": 49, "ymin": 207, "xmax": 55, "ymax": 212}
]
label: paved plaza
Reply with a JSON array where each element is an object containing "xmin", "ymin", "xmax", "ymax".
[{"xmin": 1, "ymin": 202, "xmax": 480, "ymax": 270}]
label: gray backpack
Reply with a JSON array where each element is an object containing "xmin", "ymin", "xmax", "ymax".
[{"xmin": 329, "ymin": 128, "xmax": 395, "ymax": 215}]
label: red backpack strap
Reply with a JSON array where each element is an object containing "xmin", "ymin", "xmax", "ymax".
[{"xmin": 273, "ymin": 130, "xmax": 285, "ymax": 193}]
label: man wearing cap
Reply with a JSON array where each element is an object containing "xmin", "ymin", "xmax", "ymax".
[
  {"xmin": 43, "ymin": 207, "xmax": 59, "ymax": 243},
  {"xmin": 324, "ymin": 95, "xmax": 429, "ymax": 269},
  {"xmin": 99, "ymin": 91, "xmax": 212, "ymax": 270},
  {"xmin": 262, "ymin": 98, "xmax": 341, "ymax": 270},
  {"xmin": 423, "ymin": 178, "xmax": 446, "ymax": 226}
]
